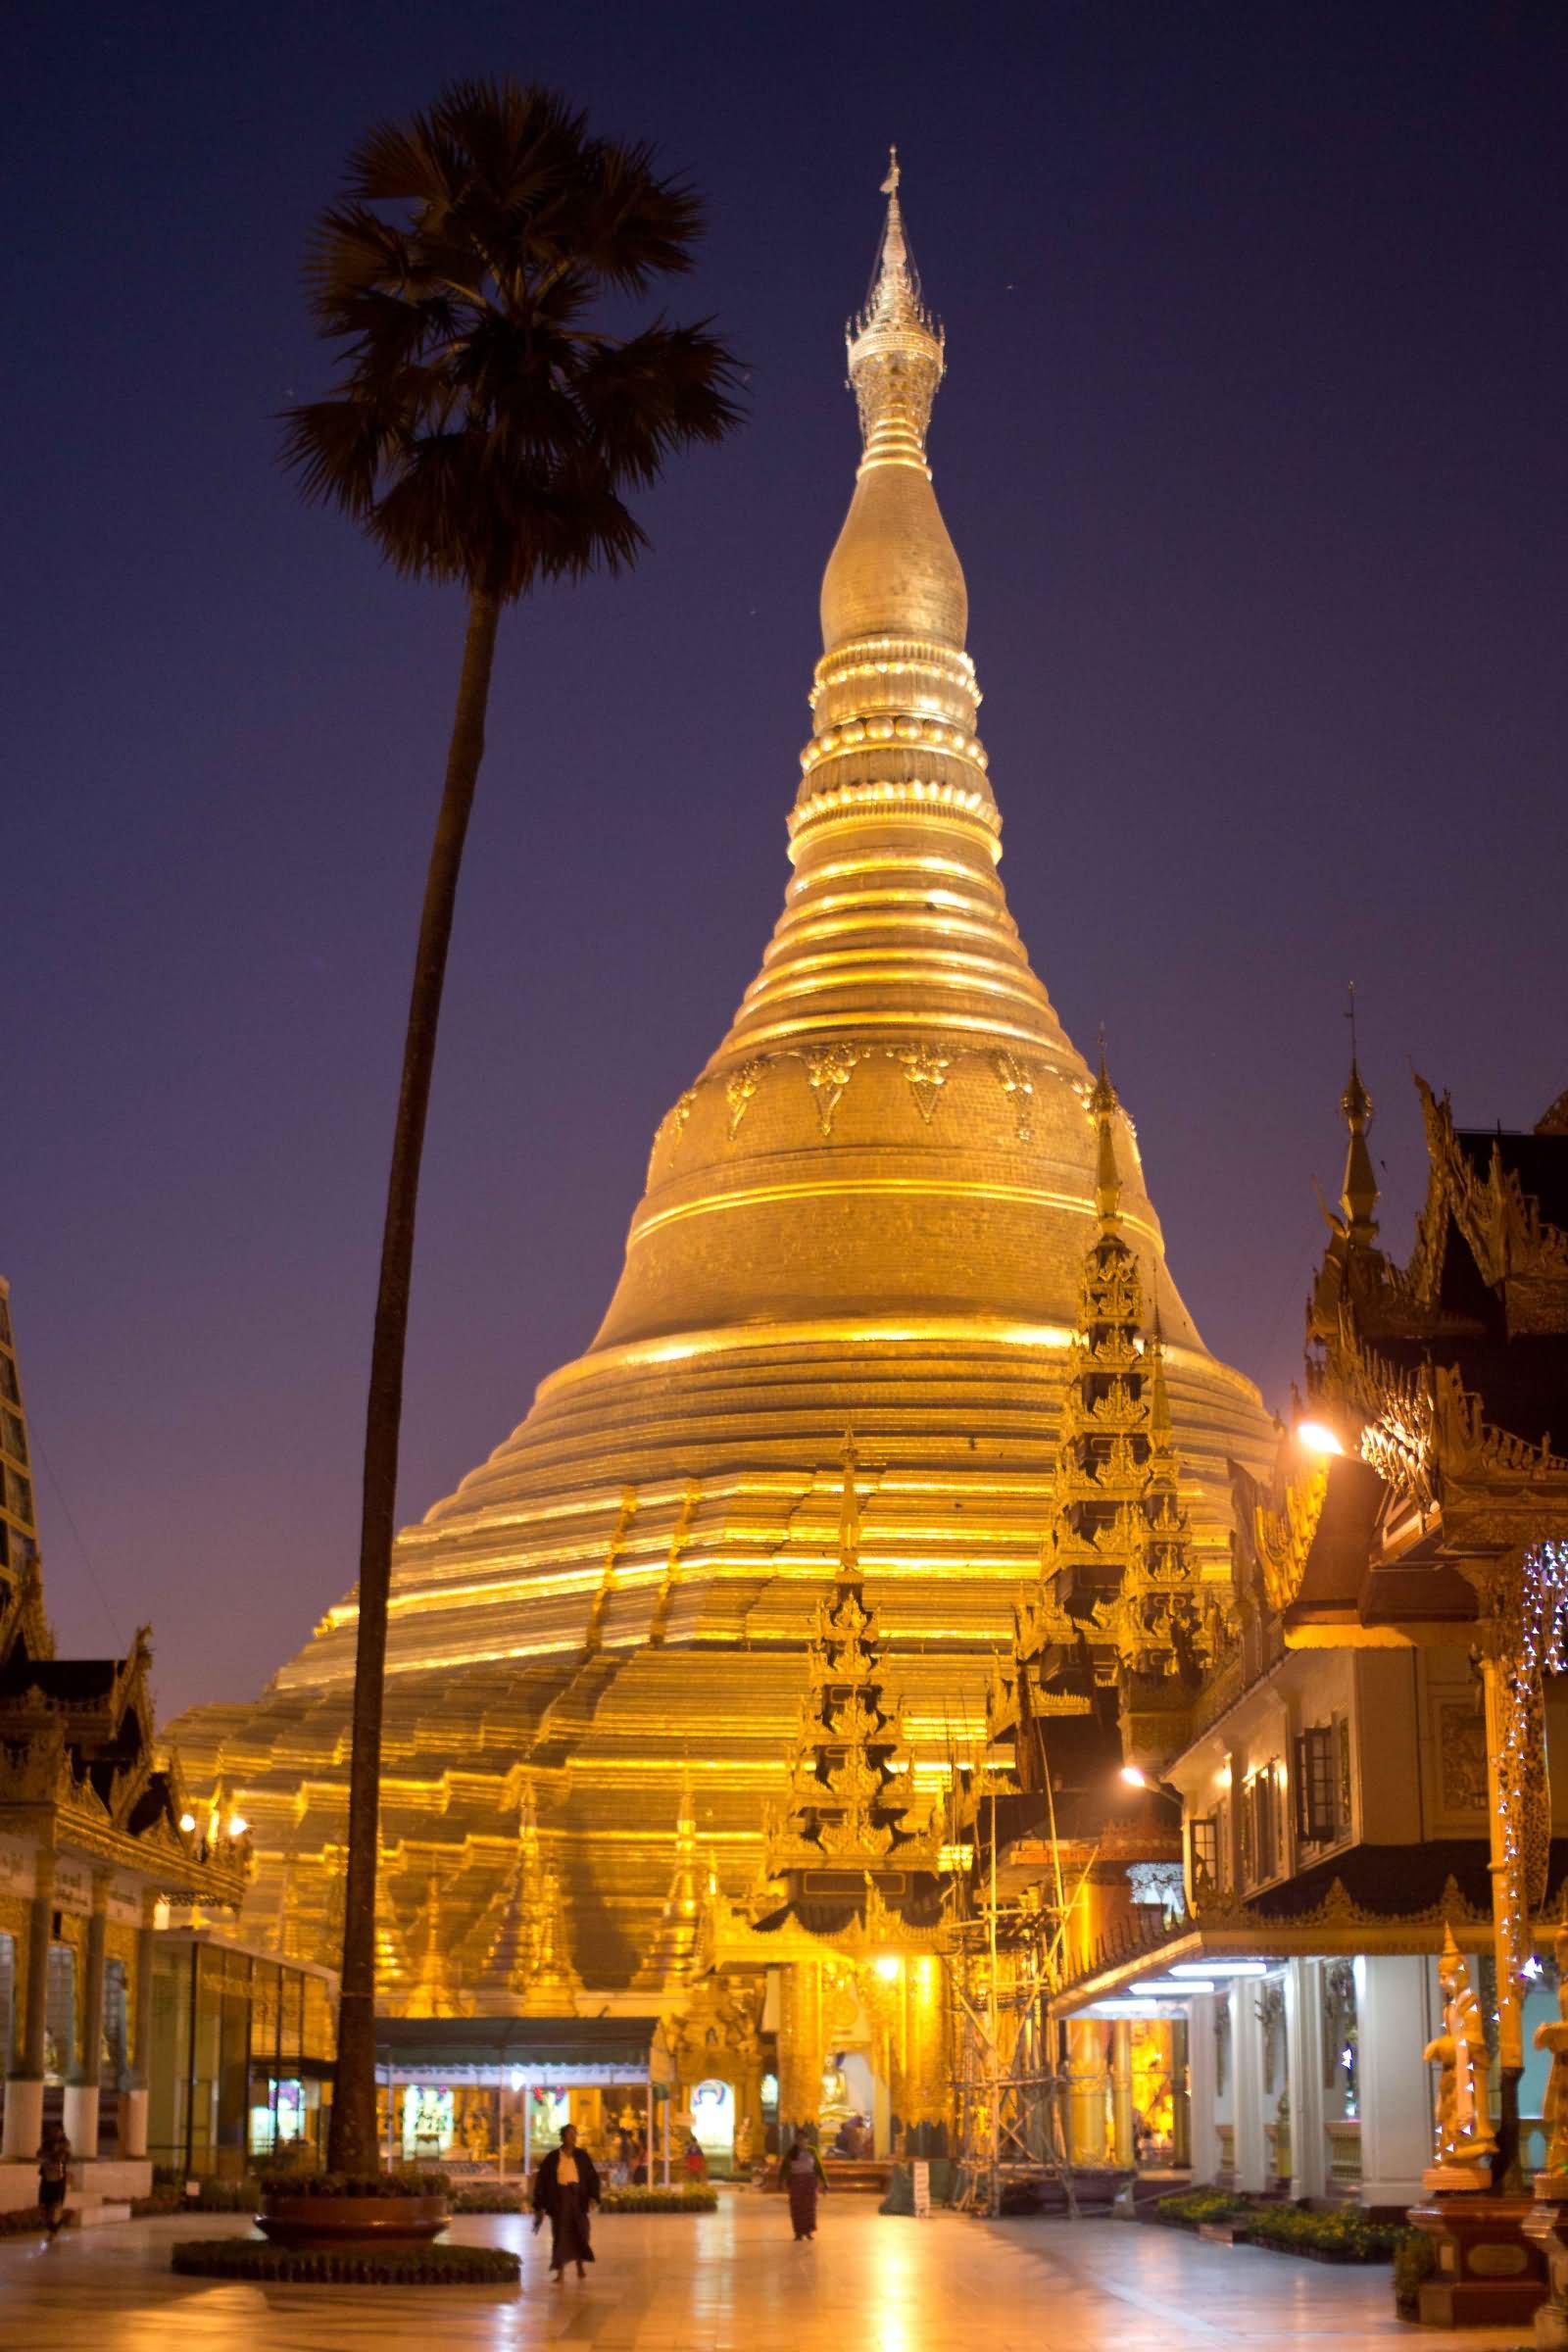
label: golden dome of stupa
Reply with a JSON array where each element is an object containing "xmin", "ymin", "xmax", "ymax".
[{"xmin": 173, "ymin": 162, "xmax": 1273, "ymax": 2002}]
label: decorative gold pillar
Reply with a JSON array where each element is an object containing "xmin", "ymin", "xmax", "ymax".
[
  {"xmin": 1110, "ymin": 2019, "xmax": 1135, "ymax": 2168},
  {"xmin": 898, "ymin": 1953, "xmax": 949, "ymax": 2146},
  {"xmin": 778, "ymin": 1963, "xmax": 824, "ymax": 2132},
  {"xmin": 1065, "ymin": 2019, "xmax": 1107, "ymax": 2166}
]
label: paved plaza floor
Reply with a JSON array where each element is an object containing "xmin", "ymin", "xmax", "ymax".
[{"xmin": 0, "ymin": 2194, "xmax": 1532, "ymax": 2350}]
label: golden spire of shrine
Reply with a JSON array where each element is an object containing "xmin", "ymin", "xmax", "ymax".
[
  {"xmin": 765, "ymin": 1505, "xmax": 938, "ymax": 1886},
  {"xmin": 1340, "ymin": 990, "xmax": 1379, "ymax": 1246},
  {"xmin": 633, "ymin": 1761, "xmax": 704, "ymax": 1990},
  {"xmin": 1091, "ymin": 1045, "xmax": 1124, "ymax": 1231},
  {"xmin": 837, "ymin": 1428, "xmax": 862, "ymax": 1580},
  {"xmin": 1146, "ymin": 1303, "xmax": 1174, "ymax": 1455},
  {"xmin": 816, "ymin": 152, "xmax": 977, "ymax": 732}
]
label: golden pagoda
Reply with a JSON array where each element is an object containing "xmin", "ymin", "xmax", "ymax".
[{"xmin": 172, "ymin": 160, "xmax": 1274, "ymax": 2038}]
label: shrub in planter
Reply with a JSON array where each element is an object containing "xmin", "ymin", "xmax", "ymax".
[
  {"xmin": 1243, "ymin": 2205, "xmax": 1404, "ymax": 2263},
  {"xmin": 259, "ymin": 2170, "xmax": 448, "ymax": 2197},
  {"xmin": 1153, "ymin": 2189, "xmax": 1252, "ymax": 2229},
  {"xmin": 1392, "ymin": 2227, "xmax": 1438, "ymax": 2314},
  {"xmin": 599, "ymin": 2185, "xmax": 718, "ymax": 2212},
  {"xmin": 171, "ymin": 2237, "xmax": 519, "ymax": 2284},
  {"xmin": 452, "ymin": 2185, "xmax": 527, "ymax": 2214},
  {"xmin": 0, "ymin": 2205, "xmax": 50, "ymax": 2236},
  {"xmin": 257, "ymin": 2168, "xmax": 450, "ymax": 2248}
]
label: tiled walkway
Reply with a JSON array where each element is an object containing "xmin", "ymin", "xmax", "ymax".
[{"xmin": 0, "ymin": 2196, "xmax": 1531, "ymax": 2349}]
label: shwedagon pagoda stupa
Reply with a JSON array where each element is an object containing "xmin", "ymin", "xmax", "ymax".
[{"xmin": 172, "ymin": 165, "xmax": 1275, "ymax": 2006}]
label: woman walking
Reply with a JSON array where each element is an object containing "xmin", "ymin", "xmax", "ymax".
[
  {"xmin": 36, "ymin": 2123, "xmax": 72, "ymax": 2236},
  {"xmin": 779, "ymin": 2131, "xmax": 826, "ymax": 2241},
  {"xmin": 532, "ymin": 2123, "xmax": 601, "ymax": 2282}
]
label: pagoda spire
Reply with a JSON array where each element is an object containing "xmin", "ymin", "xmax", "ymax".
[
  {"xmin": 1340, "ymin": 991, "xmax": 1379, "ymax": 1246},
  {"xmin": 765, "ymin": 1505, "xmax": 937, "ymax": 1889},
  {"xmin": 837, "ymin": 1428, "xmax": 862, "ymax": 1579},
  {"xmin": 816, "ymin": 154, "xmax": 974, "ymax": 688},
  {"xmin": 1091, "ymin": 1044, "xmax": 1123, "ymax": 1231},
  {"xmin": 846, "ymin": 147, "xmax": 946, "ymax": 478},
  {"xmin": 633, "ymin": 1761, "xmax": 705, "ymax": 1990}
]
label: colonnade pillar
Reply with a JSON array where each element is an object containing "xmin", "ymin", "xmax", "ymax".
[
  {"xmin": 1186, "ymin": 1992, "xmax": 1220, "ymax": 2181},
  {"xmin": 118, "ymin": 1891, "xmax": 157, "ymax": 2160},
  {"xmin": 1230, "ymin": 1977, "xmax": 1268, "ymax": 2192},
  {"xmin": 1285, "ymin": 1957, "xmax": 1327, "ymax": 2200},
  {"xmin": 1, "ymin": 1846, "xmax": 54, "ymax": 2160},
  {"xmin": 1356, "ymin": 1954, "xmax": 1436, "ymax": 2205},
  {"xmin": 64, "ymin": 1872, "xmax": 112, "ymax": 2158}
]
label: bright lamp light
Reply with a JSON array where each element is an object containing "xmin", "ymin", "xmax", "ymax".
[
  {"xmin": 1296, "ymin": 1419, "xmax": 1344, "ymax": 1456},
  {"xmin": 1119, "ymin": 1764, "xmax": 1149, "ymax": 1788}
]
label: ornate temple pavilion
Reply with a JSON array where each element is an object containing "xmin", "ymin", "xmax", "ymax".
[{"xmin": 172, "ymin": 168, "xmax": 1275, "ymax": 2133}]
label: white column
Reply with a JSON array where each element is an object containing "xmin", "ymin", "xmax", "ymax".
[
  {"xmin": 1187, "ymin": 1992, "xmax": 1220, "ymax": 2183},
  {"xmin": 1230, "ymin": 1979, "xmax": 1268, "ymax": 2192},
  {"xmin": 1355, "ymin": 1954, "xmax": 1434, "ymax": 2207},
  {"xmin": 1285, "ymin": 1959, "xmax": 1327, "ymax": 2200}
]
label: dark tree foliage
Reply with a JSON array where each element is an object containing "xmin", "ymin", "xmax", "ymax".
[{"xmin": 281, "ymin": 79, "xmax": 742, "ymax": 2177}]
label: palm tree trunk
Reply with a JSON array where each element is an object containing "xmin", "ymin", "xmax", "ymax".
[{"xmin": 327, "ymin": 584, "xmax": 502, "ymax": 2174}]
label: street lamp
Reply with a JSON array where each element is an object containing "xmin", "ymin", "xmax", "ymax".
[
  {"xmin": 1118, "ymin": 1764, "xmax": 1183, "ymax": 1809},
  {"xmin": 1296, "ymin": 1419, "xmax": 1344, "ymax": 1456}
]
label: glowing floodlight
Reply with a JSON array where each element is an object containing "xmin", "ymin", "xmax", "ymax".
[{"xmin": 1296, "ymin": 1419, "xmax": 1344, "ymax": 1456}]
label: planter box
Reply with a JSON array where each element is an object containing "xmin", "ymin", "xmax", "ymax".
[{"xmin": 256, "ymin": 2191, "xmax": 449, "ymax": 2249}]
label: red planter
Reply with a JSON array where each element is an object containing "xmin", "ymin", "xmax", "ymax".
[{"xmin": 256, "ymin": 2191, "xmax": 450, "ymax": 2249}]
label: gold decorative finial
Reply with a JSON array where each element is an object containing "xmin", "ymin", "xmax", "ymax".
[
  {"xmin": 837, "ymin": 1428, "xmax": 861, "ymax": 1579},
  {"xmin": 1090, "ymin": 1041, "xmax": 1122, "ymax": 1230},
  {"xmin": 846, "ymin": 151, "xmax": 945, "ymax": 471},
  {"xmin": 1146, "ymin": 1300, "xmax": 1173, "ymax": 1450},
  {"xmin": 1339, "ymin": 985, "xmax": 1378, "ymax": 1243}
]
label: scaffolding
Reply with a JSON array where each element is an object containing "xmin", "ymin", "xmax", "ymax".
[{"xmin": 944, "ymin": 1774, "xmax": 1098, "ymax": 2219}]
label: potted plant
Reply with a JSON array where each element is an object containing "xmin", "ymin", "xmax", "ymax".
[{"xmin": 256, "ymin": 2168, "xmax": 449, "ymax": 2248}]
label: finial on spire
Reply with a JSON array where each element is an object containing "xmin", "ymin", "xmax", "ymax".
[
  {"xmin": 844, "ymin": 150, "xmax": 945, "ymax": 474},
  {"xmin": 1339, "ymin": 985, "xmax": 1378, "ymax": 1243},
  {"xmin": 1146, "ymin": 1298, "xmax": 1173, "ymax": 1449},
  {"xmin": 837, "ymin": 1428, "xmax": 861, "ymax": 1579},
  {"xmin": 1090, "ymin": 1039, "xmax": 1123, "ymax": 1231}
]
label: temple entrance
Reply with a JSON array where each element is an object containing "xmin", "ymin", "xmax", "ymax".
[{"xmin": 691, "ymin": 2077, "xmax": 733, "ymax": 2167}]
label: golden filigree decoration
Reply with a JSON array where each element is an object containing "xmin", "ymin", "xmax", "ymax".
[
  {"xmin": 991, "ymin": 1051, "xmax": 1035, "ymax": 1143},
  {"xmin": 724, "ymin": 1059, "xmax": 767, "ymax": 1140},
  {"xmin": 800, "ymin": 1045, "xmax": 867, "ymax": 1138},
  {"xmin": 896, "ymin": 1043, "xmax": 953, "ymax": 1124},
  {"xmin": 1253, "ymin": 1462, "xmax": 1331, "ymax": 1615}
]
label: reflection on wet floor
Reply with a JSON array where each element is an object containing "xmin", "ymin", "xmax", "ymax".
[{"xmin": 0, "ymin": 2192, "xmax": 1528, "ymax": 2350}]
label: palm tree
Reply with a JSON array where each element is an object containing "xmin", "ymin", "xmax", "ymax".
[{"xmin": 281, "ymin": 78, "xmax": 743, "ymax": 2173}]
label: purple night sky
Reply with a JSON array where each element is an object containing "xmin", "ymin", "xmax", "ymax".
[{"xmin": 7, "ymin": 2, "xmax": 1565, "ymax": 1721}]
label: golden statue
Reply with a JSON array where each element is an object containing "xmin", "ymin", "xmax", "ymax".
[
  {"xmin": 1533, "ymin": 1921, "xmax": 1568, "ymax": 2169},
  {"xmin": 1424, "ymin": 1923, "xmax": 1496, "ymax": 2171}
]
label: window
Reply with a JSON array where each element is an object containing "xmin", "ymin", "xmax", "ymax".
[
  {"xmin": 1189, "ymin": 1815, "xmax": 1219, "ymax": 1894},
  {"xmin": 1296, "ymin": 1726, "xmax": 1338, "ymax": 1843},
  {"xmin": 1246, "ymin": 1766, "xmax": 1279, "ymax": 1885},
  {"xmin": 1335, "ymin": 1715, "xmax": 1353, "ymax": 1837}
]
